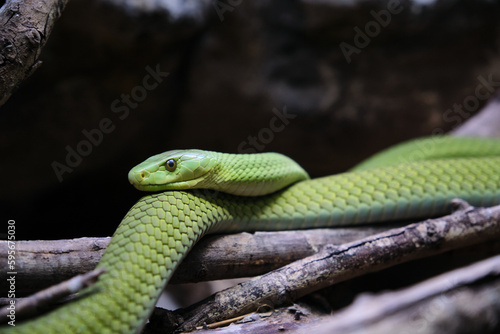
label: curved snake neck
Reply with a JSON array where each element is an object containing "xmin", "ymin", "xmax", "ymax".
[
  {"xmin": 5, "ymin": 136, "xmax": 500, "ymax": 334},
  {"xmin": 128, "ymin": 150, "xmax": 309, "ymax": 196}
]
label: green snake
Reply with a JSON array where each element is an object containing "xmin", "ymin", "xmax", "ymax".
[{"xmin": 4, "ymin": 135, "xmax": 500, "ymax": 334}]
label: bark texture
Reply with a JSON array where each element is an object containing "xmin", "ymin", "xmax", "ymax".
[
  {"xmin": 0, "ymin": 227, "xmax": 398, "ymax": 295},
  {"xmin": 0, "ymin": 0, "xmax": 68, "ymax": 105}
]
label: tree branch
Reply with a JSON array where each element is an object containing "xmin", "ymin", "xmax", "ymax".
[
  {"xmin": 0, "ymin": 226, "xmax": 398, "ymax": 295},
  {"xmin": 0, "ymin": 0, "xmax": 68, "ymax": 106},
  {"xmin": 169, "ymin": 254, "xmax": 500, "ymax": 334},
  {"xmin": 0, "ymin": 268, "xmax": 105, "ymax": 324},
  {"xmin": 298, "ymin": 254, "xmax": 500, "ymax": 334},
  {"xmin": 158, "ymin": 201, "xmax": 500, "ymax": 332},
  {"xmin": 452, "ymin": 89, "xmax": 500, "ymax": 138}
]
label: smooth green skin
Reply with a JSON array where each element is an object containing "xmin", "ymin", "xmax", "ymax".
[
  {"xmin": 4, "ymin": 136, "xmax": 500, "ymax": 334},
  {"xmin": 128, "ymin": 149, "xmax": 310, "ymax": 196}
]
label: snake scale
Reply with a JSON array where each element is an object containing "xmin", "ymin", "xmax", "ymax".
[{"xmin": 3, "ymin": 135, "xmax": 500, "ymax": 333}]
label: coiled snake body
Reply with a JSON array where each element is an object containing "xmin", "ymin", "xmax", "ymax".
[{"xmin": 4, "ymin": 136, "xmax": 500, "ymax": 333}]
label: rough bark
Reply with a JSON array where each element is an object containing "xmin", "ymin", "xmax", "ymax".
[
  {"xmin": 0, "ymin": 0, "xmax": 68, "ymax": 106},
  {"xmin": 0, "ymin": 268, "xmax": 104, "ymax": 323},
  {"xmin": 0, "ymin": 237, "xmax": 109, "ymax": 296},
  {"xmin": 297, "ymin": 254, "xmax": 500, "ymax": 334},
  {"xmin": 166, "ymin": 255, "xmax": 500, "ymax": 334}
]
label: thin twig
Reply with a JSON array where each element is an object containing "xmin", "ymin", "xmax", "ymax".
[{"xmin": 0, "ymin": 268, "xmax": 105, "ymax": 323}]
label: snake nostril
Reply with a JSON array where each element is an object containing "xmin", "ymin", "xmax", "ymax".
[{"xmin": 138, "ymin": 171, "xmax": 150, "ymax": 183}]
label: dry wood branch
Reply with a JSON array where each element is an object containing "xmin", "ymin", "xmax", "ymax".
[
  {"xmin": 160, "ymin": 302, "xmax": 330, "ymax": 334},
  {"xmin": 0, "ymin": 0, "xmax": 68, "ymax": 106},
  {"xmin": 0, "ymin": 237, "xmax": 109, "ymax": 296},
  {"xmin": 172, "ymin": 226, "xmax": 396, "ymax": 284},
  {"xmin": 452, "ymin": 90, "xmax": 500, "ymax": 138},
  {"xmin": 0, "ymin": 268, "xmax": 105, "ymax": 324},
  {"xmin": 0, "ymin": 227, "xmax": 396, "ymax": 295},
  {"xmin": 300, "ymin": 254, "xmax": 500, "ymax": 334},
  {"xmin": 179, "ymin": 255, "xmax": 500, "ymax": 334},
  {"xmin": 164, "ymin": 202, "xmax": 500, "ymax": 332}
]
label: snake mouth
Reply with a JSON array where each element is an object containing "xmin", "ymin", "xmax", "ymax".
[
  {"xmin": 130, "ymin": 175, "xmax": 209, "ymax": 192},
  {"xmin": 130, "ymin": 183, "xmax": 168, "ymax": 192}
]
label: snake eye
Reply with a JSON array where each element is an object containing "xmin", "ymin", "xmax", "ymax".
[{"xmin": 165, "ymin": 159, "xmax": 177, "ymax": 172}]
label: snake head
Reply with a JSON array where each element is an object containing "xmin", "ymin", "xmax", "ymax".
[{"xmin": 128, "ymin": 149, "xmax": 217, "ymax": 191}]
